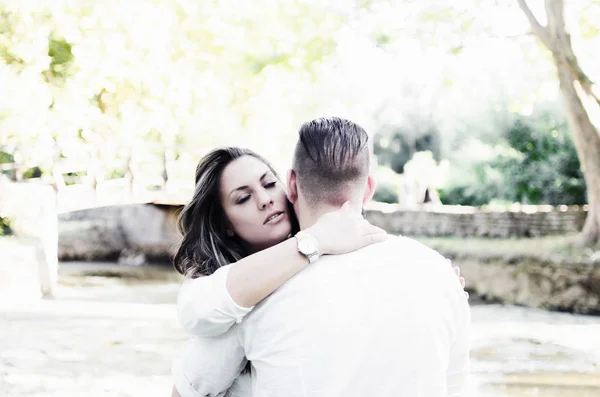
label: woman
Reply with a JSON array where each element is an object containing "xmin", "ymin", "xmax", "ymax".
[{"xmin": 171, "ymin": 147, "xmax": 466, "ymax": 397}]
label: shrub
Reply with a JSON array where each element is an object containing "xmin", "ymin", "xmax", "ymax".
[{"xmin": 438, "ymin": 105, "xmax": 585, "ymax": 206}]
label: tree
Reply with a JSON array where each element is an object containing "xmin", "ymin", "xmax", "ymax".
[
  {"xmin": 516, "ymin": 0, "xmax": 600, "ymax": 246},
  {"xmin": 0, "ymin": 0, "xmax": 343, "ymax": 184}
]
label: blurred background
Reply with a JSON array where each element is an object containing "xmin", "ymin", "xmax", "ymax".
[{"xmin": 1, "ymin": 0, "xmax": 599, "ymax": 396}]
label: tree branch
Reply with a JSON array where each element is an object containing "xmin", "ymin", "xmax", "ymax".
[
  {"xmin": 516, "ymin": 0, "xmax": 551, "ymax": 46},
  {"xmin": 488, "ymin": 32, "xmax": 534, "ymax": 40},
  {"xmin": 542, "ymin": 0, "xmax": 600, "ymax": 108},
  {"xmin": 516, "ymin": 0, "xmax": 543, "ymax": 29},
  {"xmin": 544, "ymin": 0, "xmax": 565, "ymax": 34}
]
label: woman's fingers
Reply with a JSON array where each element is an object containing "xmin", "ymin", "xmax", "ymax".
[
  {"xmin": 453, "ymin": 267, "xmax": 466, "ymax": 287},
  {"xmin": 452, "ymin": 264, "xmax": 467, "ymax": 289},
  {"xmin": 363, "ymin": 223, "xmax": 386, "ymax": 234},
  {"xmin": 355, "ymin": 222, "xmax": 387, "ymax": 248},
  {"xmin": 374, "ymin": 226, "xmax": 387, "ymax": 234},
  {"xmin": 311, "ymin": 206, "xmax": 388, "ymax": 253},
  {"xmin": 359, "ymin": 231, "xmax": 388, "ymax": 248}
]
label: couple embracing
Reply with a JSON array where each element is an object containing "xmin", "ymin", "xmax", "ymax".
[{"xmin": 171, "ymin": 117, "xmax": 470, "ymax": 397}]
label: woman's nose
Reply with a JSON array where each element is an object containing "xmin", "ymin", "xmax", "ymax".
[{"xmin": 258, "ymin": 193, "xmax": 274, "ymax": 210}]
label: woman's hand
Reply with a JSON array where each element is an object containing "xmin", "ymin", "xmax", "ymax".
[
  {"xmin": 306, "ymin": 201, "xmax": 388, "ymax": 255},
  {"xmin": 449, "ymin": 260, "xmax": 469, "ymax": 299}
]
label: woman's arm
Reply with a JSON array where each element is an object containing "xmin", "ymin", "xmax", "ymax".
[
  {"xmin": 178, "ymin": 203, "xmax": 387, "ymax": 336},
  {"xmin": 171, "ymin": 329, "xmax": 247, "ymax": 397}
]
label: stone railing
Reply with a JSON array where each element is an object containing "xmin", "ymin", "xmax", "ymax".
[{"xmin": 365, "ymin": 203, "xmax": 588, "ymax": 238}]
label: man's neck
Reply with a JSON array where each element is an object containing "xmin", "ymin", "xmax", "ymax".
[
  {"xmin": 296, "ymin": 202, "xmax": 362, "ymax": 230},
  {"xmin": 298, "ymin": 207, "xmax": 336, "ymax": 231}
]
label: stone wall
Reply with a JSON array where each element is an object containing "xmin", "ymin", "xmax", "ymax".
[
  {"xmin": 57, "ymin": 203, "xmax": 589, "ymax": 261},
  {"xmin": 365, "ymin": 203, "xmax": 588, "ymax": 238},
  {"xmin": 58, "ymin": 204, "xmax": 180, "ymax": 262},
  {"xmin": 443, "ymin": 253, "xmax": 600, "ymax": 314}
]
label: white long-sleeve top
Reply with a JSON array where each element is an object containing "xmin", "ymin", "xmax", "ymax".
[
  {"xmin": 173, "ymin": 235, "xmax": 471, "ymax": 397},
  {"xmin": 177, "ymin": 264, "xmax": 254, "ymax": 337}
]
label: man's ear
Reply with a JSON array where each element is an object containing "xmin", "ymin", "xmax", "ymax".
[
  {"xmin": 287, "ymin": 169, "xmax": 298, "ymax": 204},
  {"xmin": 362, "ymin": 174, "xmax": 376, "ymax": 206}
]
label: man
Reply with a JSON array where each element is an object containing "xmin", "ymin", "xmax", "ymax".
[{"xmin": 173, "ymin": 117, "xmax": 471, "ymax": 396}]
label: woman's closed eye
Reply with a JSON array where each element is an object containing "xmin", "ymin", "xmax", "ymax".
[
  {"xmin": 236, "ymin": 195, "xmax": 251, "ymax": 204},
  {"xmin": 235, "ymin": 182, "xmax": 276, "ymax": 204}
]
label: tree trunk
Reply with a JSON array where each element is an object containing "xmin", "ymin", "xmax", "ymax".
[
  {"xmin": 517, "ymin": 0, "xmax": 600, "ymax": 246},
  {"xmin": 556, "ymin": 62, "xmax": 600, "ymax": 246}
]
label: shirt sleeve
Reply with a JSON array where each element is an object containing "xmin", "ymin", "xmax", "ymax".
[
  {"xmin": 172, "ymin": 327, "xmax": 248, "ymax": 397},
  {"xmin": 446, "ymin": 288, "xmax": 472, "ymax": 397},
  {"xmin": 177, "ymin": 264, "xmax": 254, "ymax": 336}
]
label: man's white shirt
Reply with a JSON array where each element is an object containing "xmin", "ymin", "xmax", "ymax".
[{"xmin": 173, "ymin": 235, "xmax": 471, "ymax": 397}]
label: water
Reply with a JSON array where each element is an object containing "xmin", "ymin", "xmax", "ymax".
[
  {"xmin": 1, "ymin": 262, "xmax": 599, "ymax": 397},
  {"xmin": 468, "ymin": 304, "xmax": 600, "ymax": 396}
]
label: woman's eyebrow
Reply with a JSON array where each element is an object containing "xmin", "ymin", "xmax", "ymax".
[{"xmin": 229, "ymin": 171, "xmax": 270, "ymax": 197}]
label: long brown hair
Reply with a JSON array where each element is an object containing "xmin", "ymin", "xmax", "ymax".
[{"xmin": 173, "ymin": 147, "xmax": 298, "ymax": 278}]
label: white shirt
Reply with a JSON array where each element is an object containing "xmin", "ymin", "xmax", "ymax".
[
  {"xmin": 177, "ymin": 264, "xmax": 254, "ymax": 337},
  {"xmin": 173, "ymin": 236, "xmax": 471, "ymax": 397}
]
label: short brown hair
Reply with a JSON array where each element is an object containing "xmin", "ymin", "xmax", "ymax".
[{"xmin": 292, "ymin": 117, "xmax": 370, "ymax": 206}]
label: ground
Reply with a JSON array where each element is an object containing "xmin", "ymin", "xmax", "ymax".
[{"xmin": 1, "ymin": 262, "xmax": 599, "ymax": 397}]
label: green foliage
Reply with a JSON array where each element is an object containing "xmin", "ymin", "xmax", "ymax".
[
  {"xmin": 0, "ymin": 0, "xmax": 347, "ymax": 180},
  {"xmin": 0, "ymin": 217, "xmax": 11, "ymax": 236},
  {"xmin": 0, "ymin": 0, "xmax": 596, "ymax": 207},
  {"xmin": 105, "ymin": 169, "xmax": 127, "ymax": 179},
  {"xmin": 497, "ymin": 109, "xmax": 586, "ymax": 205},
  {"xmin": 438, "ymin": 147, "xmax": 508, "ymax": 206},
  {"xmin": 374, "ymin": 120, "xmax": 441, "ymax": 174},
  {"xmin": 372, "ymin": 166, "xmax": 401, "ymax": 204},
  {"xmin": 373, "ymin": 182, "xmax": 399, "ymax": 204},
  {"xmin": 22, "ymin": 166, "xmax": 42, "ymax": 179},
  {"xmin": 0, "ymin": 9, "xmax": 22, "ymax": 65},
  {"xmin": 47, "ymin": 37, "xmax": 74, "ymax": 79},
  {"xmin": 439, "ymin": 107, "xmax": 586, "ymax": 206},
  {"xmin": 0, "ymin": 151, "xmax": 14, "ymax": 178},
  {"xmin": 63, "ymin": 170, "xmax": 87, "ymax": 185},
  {"xmin": 0, "ymin": 151, "xmax": 13, "ymax": 163}
]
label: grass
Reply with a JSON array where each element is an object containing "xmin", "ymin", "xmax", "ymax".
[{"xmin": 415, "ymin": 234, "xmax": 598, "ymax": 263}]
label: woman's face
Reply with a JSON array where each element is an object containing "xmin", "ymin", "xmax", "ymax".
[{"xmin": 220, "ymin": 155, "xmax": 292, "ymax": 253}]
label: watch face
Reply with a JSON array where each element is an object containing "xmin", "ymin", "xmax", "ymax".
[{"xmin": 299, "ymin": 238, "xmax": 316, "ymax": 254}]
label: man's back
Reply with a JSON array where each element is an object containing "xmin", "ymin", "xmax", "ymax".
[{"xmin": 240, "ymin": 235, "xmax": 470, "ymax": 397}]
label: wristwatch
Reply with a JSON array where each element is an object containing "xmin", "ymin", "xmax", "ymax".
[{"xmin": 294, "ymin": 231, "xmax": 320, "ymax": 264}]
